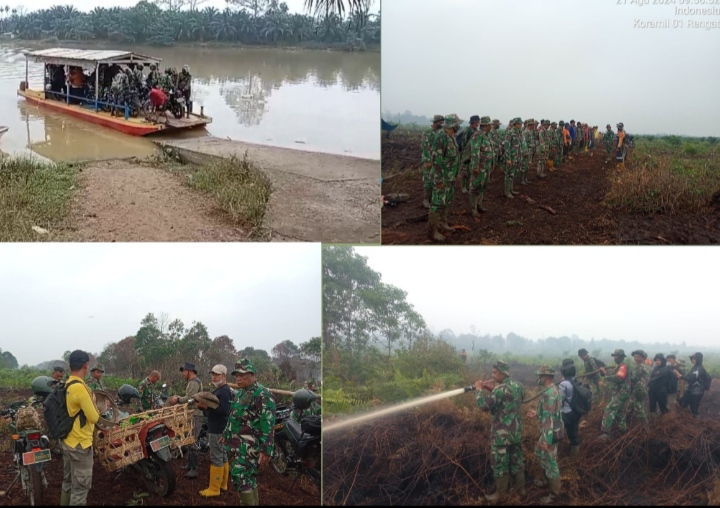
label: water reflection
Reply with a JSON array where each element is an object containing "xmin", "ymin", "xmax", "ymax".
[{"xmin": 0, "ymin": 44, "xmax": 380, "ymax": 161}]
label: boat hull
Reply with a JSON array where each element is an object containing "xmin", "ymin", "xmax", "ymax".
[{"xmin": 17, "ymin": 89, "xmax": 211, "ymax": 137}]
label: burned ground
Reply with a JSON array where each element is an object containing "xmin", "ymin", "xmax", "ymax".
[
  {"xmin": 324, "ymin": 376, "xmax": 720, "ymax": 506},
  {"xmin": 0, "ymin": 389, "xmax": 318, "ymax": 506},
  {"xmin": 381, "ymin": 133, "xmax": 720, "ymax": 245}
]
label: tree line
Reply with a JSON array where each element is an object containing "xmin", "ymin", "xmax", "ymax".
[
  {"xmin": 10, "ymin": 312, "xmax": 319, "ymax": 390},
  {"xmin": 0, "ymin": 0, "xmax": 380, "ymax": 48}
]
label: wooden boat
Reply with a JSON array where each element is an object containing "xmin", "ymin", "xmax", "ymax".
[{"xmin": 17, "ymin": 48, "xmax": 212, "ymax": 137}]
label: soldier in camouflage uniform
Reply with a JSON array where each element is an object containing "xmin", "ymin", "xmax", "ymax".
[
  {"xmin": 578, "ymin": 348, "xmax": 605, "ymax": 404},
  {"xmin": 474, "ymin": 360, "xmax": 525, "ymax": 503},
  {"xmin": 457, "ymin": 115, "xmax": 480, "ymax": 194},
  {"xmin": 599, "ymin": 349, "xmax": 632, "ymax": 439},
  {"xmin": 468, "ymin": 116, "xmax": 494, "ymax": 217},
  {"xmin": 420, "ymin": 115, "xmax": 445, "ymax": 208},
  {"xmin": 136, "ymin": 370, "xmax": 161, "ymax": 412},
  {"xmin": 553, "ymin": 120, "xmax": 565, "ymax": 170},
  {"xmin": 548, "ymin": 122, "xmax": 558, "ymax": 171},
  {"xmin": 132, "ymin": 64, "xmax": 145, "ymax": 91},
  {"xmin": 427, "ymin": 113, "xmax": 463, "ymax": 242},
  {"xmin": 519, "ymin": 119, "xmax": 535, "ymax": 186},
  {"xmin": 527, "ymin": 366, "xmax": 562, "ymax": 504},
  {"xmin": 537, "ymin": 120, "xmax": 552, "ymax": 179},
  {"xmin": 146, "ymin": 64, "xmax": 161, "ymax": 90},
  {"xmin": 489, "ymin": 119, "xmax": 503, "ymax": 182},
  {"xmin": 87, "ymin": 365, "xmax": 106, "ymax": 391},
  {"xmin": 627, "ymin": 350, "xmax": 649, "ymax": 425},
  {"xmin": 603, "ymin": 124, "xmax": 615, "ymax": 163},
  {"xmin": 504, "ymin": 118, "xmax": 524, "ymax": 199},
  {"xmin": 222, "ymin": 359, "xmax": 275, "ymax": 507},
  {"xmin": 109, "ymin": 69, "xmax": 129, "ymax": 115}
]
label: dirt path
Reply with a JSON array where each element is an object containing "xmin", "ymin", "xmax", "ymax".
[
  {"xmin": 73, "ymin": 159, "xmax": 249, "ymax": 242},
  {"xmin": 381, "ymin": 138, "xmax": 720, "ymax": 245}
]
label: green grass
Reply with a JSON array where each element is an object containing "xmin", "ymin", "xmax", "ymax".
[
  {"xmin": 159, "ymin": 152, "xmax": 272, "ymax": 237},
  {"xmin": 604, "ymin": 138, "xmax": 720, "ymax": 214},
  {"xmin": 0, "ymin": 155, "xmax": 79, "ymax": 241}
]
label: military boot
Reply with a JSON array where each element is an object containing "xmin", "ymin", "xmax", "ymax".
[
  {"xmin": 184, "ymin": 450, "xmax": 199, "ymax": 478},
  {"xmin": 540, "ymin": 477, "xmax": 561, "ymax": 504},
  {"xmin": 514, "ymin": 471, "xmax": 526, "ymax": 496},
  {"xmin": 60, "ymin": 491, "xmax": 70, "ymax": 506},
  {"xmin": 570, "ymin": 445, "xmax": 580, "ymax": 457},
  {"xmin": 461, "ymin": 174, "xmax": 469, "ymax": 194},
  {"xmin": 239, "ymin": 490, "xmax": 256, "ymax": 506},
  {"xmin": 521, "ymin": 173, "xmax": 529, "ymax": 185},
  {"xmin": 427, "ymin": 211, "xmax": 445, "ymax": 242},
  {"xmin": 422, "ymin": 187, "xmax": 431, "ymax": 209},
  {"xmin": 504, "ymin": 180, "xmax": 514, "ymax": 199},
  {"xmin": 439, "ymin": 208, "xmax": 453, "ymax": 232},
  {"xmin": 511, "ymin": 180, "xmax": 520, "ymax": 195},
  {"xmin": 477, "ymin": 192, "xmax": 488, "ymax": 212},
  {"xmin": 469, "ymin": 194, "xmax": 480, "ymax": 218},
  {"xmin": 485, "ymin": 476, "xmax": 509, "ymax": 503}
]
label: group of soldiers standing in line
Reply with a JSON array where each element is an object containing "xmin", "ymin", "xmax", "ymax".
[
  {"xmin": 472, "ymin": 348, "xmax": 711, "ymax": 504},
  {"xmin": 420, "ymin": 115, "xmax": 631, "ymax": 242}
]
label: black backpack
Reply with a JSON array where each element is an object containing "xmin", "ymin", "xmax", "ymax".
[
  {"xmin": 301, "ymin": 415, "xmax": 321, "ymax": 436},
  {"xmin": 43, "ymin": 380, "xmax": 86, "ymax": 440},
  {"xmin": 703, "ymin": 370, "xmax": 712, "ymax": 391},
  {"xmin": 569, "ymin": 378, "xmax": 592, "ymax": 415}
]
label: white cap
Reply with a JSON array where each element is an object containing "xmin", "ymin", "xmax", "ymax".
[{"xmin": 209, "ymin": 364, "xmax": 227, "ymax": 375}]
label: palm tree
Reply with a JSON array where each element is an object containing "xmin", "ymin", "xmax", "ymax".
[{"xmin": 304, "ymin": 0, "xmax": 370, "ymax": 18}]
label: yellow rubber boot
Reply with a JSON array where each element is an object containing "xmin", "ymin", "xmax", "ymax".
[
  {"xmin": 221, "ymin": 462, "xmax": 229, "ymax": 491},
  {"xmin": 199, "ymin": 465, "xmax": 223, "ymax": 497}
]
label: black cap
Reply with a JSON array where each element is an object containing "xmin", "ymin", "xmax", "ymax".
[
  {"xmin": 68, "ymin": 350, "xmax": 90, "ymax": 365},
  {"xmin": 53, "ymin": 366, "xmax": 65, "ymax": 373},
  {"xmin": 180, "ymin": 362, "xmax": 197, "ymax": 373},
  {"xmin": 470, "ymin": 115, "xmax": 480, "ymax": 123},
  {"xmin": 578, "ymin": 348, "xmax": 588, "ymax": 356}
]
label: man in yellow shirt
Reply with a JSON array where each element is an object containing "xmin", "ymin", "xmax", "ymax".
[{"xmin": 61, "ymin": 350, "xmax": 100, "ymax": 506}]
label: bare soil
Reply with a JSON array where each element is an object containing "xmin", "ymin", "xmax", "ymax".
[
  {"xmin": 72, "ymin": 159, "xmax": 250, "ymax": 242},
  {"xmin": 381, "ymin": 135, "xmax": 720, "ymax": 245},
  {"xmin": 0, "ymin": 388, "xmax": 318, "ymax": 506}
]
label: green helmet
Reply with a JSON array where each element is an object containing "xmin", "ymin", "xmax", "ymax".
[
  {"xmin": 32, "ymin": 376, "xmax": 56, "ymax": 398},
  {"xmin": 293, "ymin": 388, "xmax": 318, "ymax": 411},
  {"xmin": 118, "ymin": 384, "xmax": 141, "ymax": 405}
]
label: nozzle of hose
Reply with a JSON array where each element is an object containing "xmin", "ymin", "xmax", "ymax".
[{"xmin": 464, "ymin": 385, "xmax": 476, "ymax": 393}]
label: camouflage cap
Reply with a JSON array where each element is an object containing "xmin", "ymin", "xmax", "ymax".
[
  {"xmin": 511, "ymin": 117, "xmax": 523, "ymax": 125},
  {"xmin": 231, "ymin": 358, "xmax": 256, "ymax": 375},
  {"xmin": 561, "ymin": 358, "xmax": 575, "ymax": 367},
  {"xmin": 444, "ymin": 114, "xmax": 464, "ymax": 128},
  {"xmin": 543, "ymin": 119, "xmax": 551, "ymax": 125},
  {"xmin": 631, "ymin": 350, "xmax": 647, "ymax": 359},
  {"xmin": 479, "ymin": 116, "xmax": 492, "ymax": 125},
  {"xmin": 550, "ymin": 121, "xmax": 557, "ymax": 127},
  {"xmin": 432, "ymin": 115, "xmax": 445, "ymax": 123},
  {"xmin": 525, "ymin": 118, "xmax": 535, "ymax": 125},
  {"xmin": 492, "ymin": 119, "xmax": 500, "ymax": 125},
  {"xmin": 536, "ymin": 365, "xmax": 556, "ymax": 377},
  {"xmin": 493, "ymin": 360, "xmax": 510, "ymax": 377},
  {"xmin": 611, "ymin": 349, "xmax": 626, "ymax": 358},
  {"xmin": 559, "ymin": 120, "xmax": 565, "ymax": 126},
  {"xmin": 90, "ymin": 364, "xmax": 104, "ymax": 373}
]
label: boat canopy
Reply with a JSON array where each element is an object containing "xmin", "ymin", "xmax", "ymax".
[{"xmin": 23, "ymin": 48, "xmax": 162, "ymax": 67}]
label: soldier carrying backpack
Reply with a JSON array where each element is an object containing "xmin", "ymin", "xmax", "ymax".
[
  {"xmin": 44, "ymin": 350, "xmax": 100, "ymax": 506},
  {"xmin": 578, "ymin": 348, "xmax": 607, "ymax": 404}
]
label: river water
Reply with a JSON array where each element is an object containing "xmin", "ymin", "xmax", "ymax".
[{"xmin": 0, "ymin": 43, "xmax": 380, "ymax": 162}]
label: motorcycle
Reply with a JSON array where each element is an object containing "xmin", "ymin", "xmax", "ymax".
[
  {"xmin": 271, "ymin": 392, "xmax": 321, "ymax": 489},
  {"xmin": 167, "ymin": 88, "xmax": 186, "ymax": 119},
  {"xmin": 99, "ymin": 385, "xmax": 177, "ymax": 497},
  {"xmin": 1, "ymin": 403, "xmax": 51, "ymax": 506}
]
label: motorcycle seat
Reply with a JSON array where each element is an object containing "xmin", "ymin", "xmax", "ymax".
[{"xmin": 285, "ymin": 419, "xmax": 317, "ymax": 447}]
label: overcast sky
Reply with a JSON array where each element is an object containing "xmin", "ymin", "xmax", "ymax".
[
  {"xmin": 355, "ymin": 247, "xmax": 718, "ymax": 349},
  {"xmin": 0, "ymin": 243, "xmax": 320, "ymax": 366},
  {"xmin": 10, "ymin": 0, "xmax": 378, "ymax": 14},
  {"xmin": 382, "ymin": 0, "xmax": 720, "ymax": 137}
]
